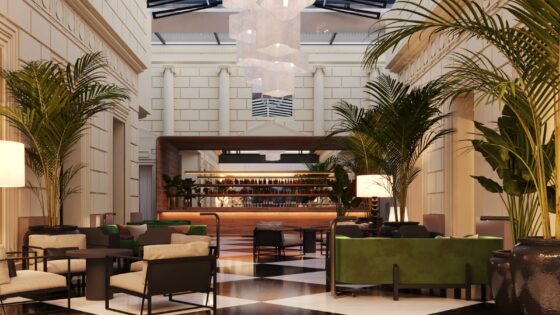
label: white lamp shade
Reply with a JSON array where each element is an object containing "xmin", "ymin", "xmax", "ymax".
[
  {"xmin": 356, "ymin": 175, "xmax": 391, "ymax": 198},
  {"xmin": 389, "ymin": 207, "xmax": 409, "ymax": 222},
  {"xmin": 0, "ymin": 140, "xmax": 25, "ymax": 187}
]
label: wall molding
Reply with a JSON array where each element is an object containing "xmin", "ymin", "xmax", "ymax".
[
  {"xmin": 64, "ymin": 0, "xmax": 147, "ymax": 74},
  {"xmin": 386, "ymin": 0, "xmax": 507, "ymax": 84}
]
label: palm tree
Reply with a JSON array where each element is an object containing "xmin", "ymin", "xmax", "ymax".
[
  {"xmin": 362, "ymin": 0, "xmax": 559, "ymax": 238},
  {"xmin": 331, "ymin": 74, "xmax": 454, "ymax": 222},
  {"xmin": 1, "ymin": 52, "xmax": 129, "ymax": 227}
]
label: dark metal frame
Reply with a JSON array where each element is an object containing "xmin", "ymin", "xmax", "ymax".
[
  {"xmin": 149, "ymin": 0, "xmax": 222, "ymax": 19},
  {"xmin": 0, "ymin": 254, "xmax": 71, "ymax": 314},
  {"xmin": 252, "ymin": 229, "xmax": 303, "ymax": 260},
  {"xmin": 24, "ymin": 245, "xmax": 87, "ymax": 293},
  {"xmin": 105, "ymin": 252, "xmax": 217, "ymax": 315},
  {"xmin": 106, "ymin": 213, "xmax": 220, "ymax": 315}
]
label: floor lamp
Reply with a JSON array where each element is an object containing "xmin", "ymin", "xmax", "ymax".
[
  {"xmin": 0, "ymin": 140, "xmax": 25, "ymax": 188},
  {"xmin": 356, "ymin": 175, "xmax": 391, "ymax": 233}
]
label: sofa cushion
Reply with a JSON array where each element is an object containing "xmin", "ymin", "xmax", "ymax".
[
  {"xmin": 126, "ymin": 224, "xmax": 147, "ymax": 240},
  {"xmin": 110, "ymin": 271, "xmax": 145, "ymax": 294},
  {"xmin": 141, "ymin": 243, "xmax": 209, "ymax": 281},
  {"xmin": 130, "ymin": 261, "xmax": 142, "ymax": 272},
  {"xmin": 100, "ymin": 225, "xmax": 119, "ymax": 235},
  {"xmin": 170, "ymin": 234, "xmax": 211, "ymax": 246},
  {"xmin": 28, "ymin": 234, "xmax": 86, "ymax": 258},
  {"xmin": 186, "ymin": 225, "xmax": 207, "ymax": 235},
  {"xmin": 117, "ymin": 224, "xmax": 130, "ymax": 235},
  {"xmin": 171, "ymin": 225, "xmax": 191, "ymax": 234},
  {"xmin": 256, "ymin": 222, "xmax": 283, "ymax": 231},
  {"xmin": 0, "ymin": 246, "xmax": 9, "ymax": 284},
  {"xmin": 36, "ymin": 259, "xmax": 86, "ymax": 274},
  {"xmin": 282, "ymin": 234, "xmax": 302, "ymax": 246},
  {"xmin": 0, "ymin": 270, "xmax": 66, "ymax": 295}
]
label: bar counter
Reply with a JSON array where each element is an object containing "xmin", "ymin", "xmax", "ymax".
[{"xmin": 158, "ymin": 207, "xmax": 364, "ymax": 236}]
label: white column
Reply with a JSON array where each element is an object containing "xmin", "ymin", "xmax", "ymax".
[
  {"xmin": 162, "ymin": 66, "xmax": 175, "ymax": 136},
  {"xmin": 218, "ymin": 66, "xmax": 231, "ymax": 136},
  {"xmin": 313, "ymin": 66, "xmax": 325, "ymax": 136}
]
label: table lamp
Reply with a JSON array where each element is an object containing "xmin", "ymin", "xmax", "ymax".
[
  {"xmin": 356, "ymin": 175, "xmax": 392, "ymax": 231},
  {"xmin": 0, "ymin": 140, "xmax": 25, "ymax": 188}
]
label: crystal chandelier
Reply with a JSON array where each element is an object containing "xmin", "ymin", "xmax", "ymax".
[{"xmin": 227, "ymin": 0, "xmax": 312, "ymax": 97}]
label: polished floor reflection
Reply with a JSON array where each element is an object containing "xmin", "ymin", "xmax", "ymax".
[{"xmin": 3, "ymin": 236, "xmax": 502, "ymax": 314}]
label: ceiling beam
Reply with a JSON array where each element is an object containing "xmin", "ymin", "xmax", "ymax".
[
  {"xmin": 213, "ymin": 32, "xmax": 221, "ymax": 45},
  {"xmin": 154, "ymin": 32, "xmax": 166, "ymax": 45},
  {"xmin": 329, "ymin": 32, "xmax": 338, "ymax": 45}
]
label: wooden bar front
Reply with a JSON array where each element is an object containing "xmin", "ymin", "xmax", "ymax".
[{"xmin": 158, "ymin": 209, "xmax": 364, "ymax": 236}]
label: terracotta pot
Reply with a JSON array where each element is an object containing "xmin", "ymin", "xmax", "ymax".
[
  {"xmin": 511, "ymin": 238, "xmax": 560, "ymax": 315},
  {"xmin": 488, "ymin": 250, "xmax": 522, "ymax": 315}
]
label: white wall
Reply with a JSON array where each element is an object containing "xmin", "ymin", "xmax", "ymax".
[
  {"xmin": 0, "ymin": 0, "xmax": 151, "ymax": 248},
  {"xmin": 383, "ymin": 0, "xmax": 512, "ymax": 235}
]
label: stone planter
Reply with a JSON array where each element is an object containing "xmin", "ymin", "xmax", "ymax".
[
  {"xmin": 511, "ymin": 238, "xmax": 560, "ymax": 315},
  {"xmin": 488, "ymin": 250, "xmax": 522, "ymax": 315}
]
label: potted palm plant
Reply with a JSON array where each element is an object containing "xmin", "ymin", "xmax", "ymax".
[
  {"xmin": 363, "ymin": 1, "xmax": 559, "ymax": 313},
  {"xmin": 0, "ymin": 52, "xmax": 128, "ymax": 231},
  {"xmin": 331, "ymin": 74, "xmax": 454, "ymax": 224}
]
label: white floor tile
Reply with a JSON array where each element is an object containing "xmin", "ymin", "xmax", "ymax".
[
  {"xmin": 217, "ymin": 258, "xmax": 255, "ymax": 268},
  {"xmin": 264, "ymin": 258, "xmax": 325, "ymax": 269},
  {"xmin": 218, "ymin": 251, "xmax": 252, "ymax": 257},
  {"xmin": 267, "ymin": 271, "xmax": 326, "ymax": 285},
  {"xmin": 217, "ymin": 272, "xmax": 256, "ymax": 283},
  {"xmin": 266, "ymin": 292, "xmax": 479, "ymax": 315}
]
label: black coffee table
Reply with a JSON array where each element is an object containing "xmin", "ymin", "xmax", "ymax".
[{"xmin": 67, "ymin": 248, "xmax": 132, "ymax": 301}]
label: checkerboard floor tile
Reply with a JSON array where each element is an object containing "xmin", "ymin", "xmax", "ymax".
[{"xmin": 33, "ymin": 236, "xmax": 501, "ymax": 314}]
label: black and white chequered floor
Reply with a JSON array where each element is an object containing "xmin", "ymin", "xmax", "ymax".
[{"xmin": 1, "ymin": 237, "xmax": 500, "ymax": 314}]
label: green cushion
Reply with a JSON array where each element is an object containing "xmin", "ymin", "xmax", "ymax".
[
  {"xmin": 186, "ymin": 225, "xmax": 207, "ymax": 235},
  {"xmin": 100, "ymin": 225, "xmax": 119, "ymax": 235},
  {"xmin": 335, "ymin": 236, "xmax": 503, "ymax": 285},
  {"xmin": 126, "ymin": 220, "xmax": 192, "ymax": 226}
]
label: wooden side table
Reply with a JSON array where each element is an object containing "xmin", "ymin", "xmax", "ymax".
[{"xmin": 67, "ymin": 248, "xmax": 132, "ymax": 301}]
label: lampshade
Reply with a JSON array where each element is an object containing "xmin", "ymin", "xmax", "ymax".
[
  {"xmin": 229, "ymin": 11, "xmax": 256, "ymax": 43},
  {"xmin": 356, "ymin": 175, "xmax": 391, "ymax": 198},
  {"xmin": 0, "ymin": 140, "xmax": 25, "ymax": 187},
  {"xmin": 259, "ymin": 0, "xmax": 314, "ymax": 20}
]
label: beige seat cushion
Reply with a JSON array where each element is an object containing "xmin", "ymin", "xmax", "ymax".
[
  {"xmin": 0, "ymin": 246, "xmax": 9, "ymax": 285},
  {"xmin": 35, "ymin": 259, "xmax": 86, "ymax": 274},
  {"xmin": 0, "ymin": 270, "xmax": 66, "ymax": 295},
  {"xmin": 170, "ymin": 234, "xmax": 211, "ymax": 245},
  {"xmin": 256, "ymin": 222, "xmax": 283, "ymax": 231},
  {"xmin": 110, "ymin": 271, "xmax": 145, "ymax": 294},
  {"xmin": 130, "ymin": 261, "xmax": 142, "ymax": 272},
  {"xmin": 283, "ymin": 234, "xmax": 302, "ymax": 246}
]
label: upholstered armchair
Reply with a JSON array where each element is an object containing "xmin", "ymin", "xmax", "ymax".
[
  {"xmin": 106, "ymin": 243, "xmax": 217, "ymax": 315},
  {"xmin": 24, "ymin": 234, "xmax": 87, "ymax": 284},
  {"xmin": 0, "ymin": 246, "xmax": 70, "ymax": 312},
  {"xmin": 253, "ymin": 222, "xmax": 303, "ymax": 259}
]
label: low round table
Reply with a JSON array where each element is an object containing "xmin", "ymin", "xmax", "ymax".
[{"xmin": 67, "ymin": 248, "xmax": 132, "ymax": 301}]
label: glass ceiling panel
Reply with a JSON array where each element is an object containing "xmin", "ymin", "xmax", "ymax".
[
  {"xmin": 333, "ymin": 32, "xmax": 377, "ymax": 45},
  {"xmin": 159, "ymin": 32, "xmax": 218, "ymax": 44}
]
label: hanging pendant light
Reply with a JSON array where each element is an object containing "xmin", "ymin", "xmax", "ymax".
[{"xmin": 259, "ymin": 0, "xmax": 315, "ymax": 20}]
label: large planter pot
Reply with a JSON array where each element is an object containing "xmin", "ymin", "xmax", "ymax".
[
  {"xmin": 489, "ymin": 250, "xmax": 522, "ymax": 315},
  {"xmin": 511, "ymin": 238, "xmax": 560, "ymax": 315}
]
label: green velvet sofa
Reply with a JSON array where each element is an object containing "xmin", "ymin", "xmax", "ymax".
[{"xmin": 333, "ymin": 236, "xmax": 503, "ymax": 300}]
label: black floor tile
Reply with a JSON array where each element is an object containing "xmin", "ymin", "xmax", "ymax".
[
  {"xmin": 189, "ymin": 303, "xmax": 343, "ymax": 315},
  {"xmin": 218, "ymin": 278, "xmax": 326, "ymax": 301},
  {"xmin": 431, "ymin": 303, "xmax": 501, "ymax": 314},
  {"xmin": 219, "ymin": 262, "xmax": 322, "ymax": 277},
  {"xmin": 0, "ymin": 302, "xmax": 93, "ymax": 315}
]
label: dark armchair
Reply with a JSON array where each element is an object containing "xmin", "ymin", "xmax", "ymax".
[{"xmin": 253, "ymin": 228, "xmax": 303, "ymax": 259}]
